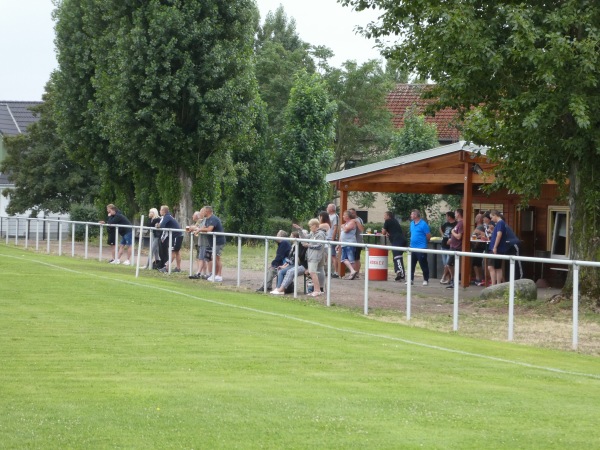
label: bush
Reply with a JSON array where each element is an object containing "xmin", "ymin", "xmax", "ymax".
[
  {"xmin": 70, "ymin": 204, "xmax": 100, "ymax": 241},
  {"xmin": 265, "ymin": 216, "xmax": 294, "ymax": 237}
]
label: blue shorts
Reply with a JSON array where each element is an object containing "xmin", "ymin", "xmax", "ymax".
[
  {"xmin": 341, "ymin": 246, "xmax": 355, "ymax": 263},
  {"xmin": 120, "ymin": 232, "xmax": 132, "ymax": 246}
]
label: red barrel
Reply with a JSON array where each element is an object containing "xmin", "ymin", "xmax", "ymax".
[{"xmin": 368, "ymin": 248, "xmax": 388, "ymax": 281}]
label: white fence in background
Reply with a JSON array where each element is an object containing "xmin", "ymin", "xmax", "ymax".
[{"xmin": 1, "ymin": 215, "xmax": 597, "ymax": 351}]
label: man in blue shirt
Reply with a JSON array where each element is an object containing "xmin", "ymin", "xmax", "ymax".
[{"xmin": 408, "ymin": 209, "xmax": 431, "ymax": 286}]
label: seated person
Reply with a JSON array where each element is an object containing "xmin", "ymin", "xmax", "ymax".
[
  {"xmin": 270, "ymin": 239, "xmax": 309, "ymax": 295},
  {"xmin": 256, "ymin": 230, "xmax": 291, "ymax": 292}
]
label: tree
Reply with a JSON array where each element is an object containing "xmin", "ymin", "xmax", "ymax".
[
  {"xmin": 386, "ymin": 109, "xmax": 441, "ymax": 222},
  {"xmin": 343, "ymin": 0, "xmax": 600, "ymax": 301},
  {"xmin": 276, "ymin": 70, "xmax": 336, "ymax": 221},
  {"xmin": 255, "ymin": 6, "xmax": 315, "ymax": 132},
  {"xmin": 54, "ymin": 0, "xmax": 261, "ymax": 226},
  {"xmin": 325, "ymin": 60, "xmax": 395, "ymax": 173},
  {"xmin": 1, "ymin": 77, "xmax": 99, "ymax": 215}
]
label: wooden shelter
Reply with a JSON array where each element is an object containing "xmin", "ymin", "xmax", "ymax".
[{"xmin": 326, "ymin": 141, "xmax": 567, "ymax": 287}]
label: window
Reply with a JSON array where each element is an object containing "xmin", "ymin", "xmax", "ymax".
[{"xmin": 548, "ymin": 206, "xmax": 570, "ymax": 259}]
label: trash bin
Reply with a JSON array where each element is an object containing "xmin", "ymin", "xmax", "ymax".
[
  {"xmin": 368, "ymin": 248, "xmax": 388, "ymax": 281},
  {"xmin": 427, "ymin": 241, "xmax": 444, "ymax": 279}
]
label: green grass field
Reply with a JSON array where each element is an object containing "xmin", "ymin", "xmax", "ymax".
[{"xmin": 1, "ymin": 244, "xmax": 599, "ymax": 449}]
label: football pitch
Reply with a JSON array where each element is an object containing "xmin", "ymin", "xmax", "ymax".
[{"xmin": 1, "ymin": 245, "xmax": 599, "ymax": 449}]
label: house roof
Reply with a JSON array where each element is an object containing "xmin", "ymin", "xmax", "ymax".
[
  {"xmin": 387, "ymin": 84, "xmax": 461, "ymax": 143},
  {"xmin": 326, "ymin": 140, "xmax": 492, "ymax": 195},
  {"xmin": 0, "ymin": 101, "xmax": 42, "ymax": 136}
]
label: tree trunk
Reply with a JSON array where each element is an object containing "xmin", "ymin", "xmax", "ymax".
[
  {"xmin": 568, "ymin": 160, "xmax": 600, "ymax": 305},
  {"xmin": 178, "ymin": 168, "xmax": 194, "ymax": 246}
]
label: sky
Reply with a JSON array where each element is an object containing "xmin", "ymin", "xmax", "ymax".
[{"xmin": 0, "ymin": 0, "xmax": 383, "ymax": 101}]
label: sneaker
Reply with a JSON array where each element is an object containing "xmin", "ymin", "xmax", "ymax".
[
  {"xmin": 440, "ymin": 279, "xmax": 450, "ymax": 284},
  {"xmin": 189, "ymin": 273, "xmax": 201, "ymax": 279},
  {"xmin": 207, "ymin": 275, "xmax": 222, "ymax": 282},
  {"xmin": 394, "ymin": 272, "xmax": 404, "ymax": 281},
  {"xmin": 331, "ymin": 273, "xmax": 340, "ymax": 279},
  {"xmin": 446, "ymin": 283, "xmax": 455, "ymax": 289},
  {"xmin": 158, "ymin": 267, "xmax": 168, "ymax": 273},
  {"xmin": 172, "ymin": 268, "xmax": 181, "ymax": 273},
  {"xmin": 404, "ymin": 280, "xmax": 414, "ymax": 285},
  {"xmin": 214, "ymin": 276, "xmax": 223, "ymax": 282},
  {"xmin": 122, "ymin": 260, "xmax": 131, "ymax": 266},
  {"xmin": 422, "ymin": 280, "xmax": 428, "ymax": 286},
  {"xmin": 475, "ymin": 280, "xmax": 485, "ymax": 286},
  {"xmin": 201, "ymin": 273, "xmax": 212, "ymax": 280},
  {"xmin": 108, "ymin": 259, "xmax": 114, "ymax": 264},
  {"xmin": 110, "ymin": 259, "xmax": 121, "ymax": 265},
  {"xmin": 270, "ymin": 290, "xmax": 284, "ymax": 295}
]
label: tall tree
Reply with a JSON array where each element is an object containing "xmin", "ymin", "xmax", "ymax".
[
  {"xmin": 342, "ymin": 0, "xmax": 600, "ymax": 300},
  {"xmin": 54, "ymin": 0, "xmax": 261, "ymax": 226},
  {"xmin": 1, "ymin": 78, "xmax": 99, "ymax": 215},
  {"xmin": 325, "ymin": 60, "xmax": 395, "ymax": 173},
  {"xmin": 276, "ymin": 70, "xmax": 336, "ymax": 221},
  {"xmin": 386, "ymin": 109, "xmax": 440, "ymax": 222},
  {"xmin": 255, "ymin": 6, "xmax": 315, "ymax": 132}
]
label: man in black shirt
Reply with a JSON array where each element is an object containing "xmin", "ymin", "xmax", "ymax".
[
  {"xmin": 100, "ymin": 204, "xmax": 133, "ymax": 265},
  {"xmin": 382, "ymin": 211, "xmax": 407, "ymax": 281}
]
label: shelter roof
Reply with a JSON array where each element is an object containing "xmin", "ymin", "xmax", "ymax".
[{"xmin": 326, "ymin": 141, "xmax": 492, "ymax": 195}]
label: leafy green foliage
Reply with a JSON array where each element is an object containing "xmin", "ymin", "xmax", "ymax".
[
  {"xmin": 276, "ymin": 71, "xmax": 336, "ymax": 221},
  {"xmin": 0, "ymin": 80, "xmax": 99, "ymax": 215},
  {"xmin": 69, "ymin": 203, "xmax": 101, "ymax": 240},
  {"xmin": 53, "ymin": 0, "xmax": 261, "ymax": 225},
  {"xmin": 324, "ymin": 60, "xmax": 395, "ymax": 172},
  {"xmin": 387, "ymin": 109, "xmax": 450, "ymax": 221}
]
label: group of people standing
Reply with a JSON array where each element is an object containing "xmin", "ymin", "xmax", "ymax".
[
  {"xmin": 101, "ymin": 203, "xmax": 225, "ymax": 282},
  {"xmin": 441, "ymin": 208, "xmax": 522, "ymax": 287}
]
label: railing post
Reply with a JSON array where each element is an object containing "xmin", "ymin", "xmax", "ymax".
[
  {"xmin": 572, "ymin": 263, "xmax": 579, "ymax": 350},
  {"xmin": 58, "ymin": 220, "xmax": 62, "ymax": 256},
  {"xmin": 15, "ymin": 218, "xmax": 19, "ymax": 246},
  {"xmin": 326, "ymin": 243, "xmax": 332, "ymax": 307},
  {"xmin": 85, "ymin": 224, "xmax": 89, "ymax": 259},
  {"xmin": 363, "ymin": 246, "xmax": 370, "ymax": 315},
  {"xmin": 262, "ymin": 238, "xmax": 269, "ymax": 293},
  {"xmin": 46, "ymin": 220, "xmax": 51, "ymax": 254},
  {"xmin": 135, "ymin": 216, "xmax": 144, "ymax": 278},
  {"xmin": 406, "ymin": 251, "xmax": 412, "ymax": 320},
  {"xmin": 237, "ymin": 236, "xmax": 242, "ymax": 287},
  {"xmin": 71, "ymin": 223, "xmax": 75, "ymax": 257},
  {"xmin": 99, "ymin": 226, "xmax": 103, "ymax": 261},
  {"xmin": 24, "ymin": 218, "xmax": 29, "ymax": 249},
  {"xmin": 35, "ymin": 219, "xmax": 39, "ymax": 250},
  {"xmin": 508, "ymin": 258, "xmax": 516, "ymax": 341},
  {"xmin": 453, "ymin": 254, "xmax": 460, "ymax": 331}
]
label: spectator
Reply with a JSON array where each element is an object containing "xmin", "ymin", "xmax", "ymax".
[
  {"xmin": 407, "ymin": 209, "xmax": 431, "ymax": 286},
  {"xmin": 189, "ymin": 209, "xmax": 210, "ymax": 279},
  {"xmin": 100, "ymin": 204, "xmax": 133, "ymax": 265},
  {"xmin": 445, "ymin": 208, "xmax": 464, "ymax": 289},
  {"xmin": 382, "ymin": 211, "xmax": 407, "ymax": 281},
  {"xmin": 337, "ymin": 210, "xmax": 358, "ymax": 280},
  {"xmin": 257, "ymin": 230, "xmax": 291, "ymax": 292},
  {"xmin": 470, "ymin": 213, "xmax": 487, "ymax": 286},
  {"xmin": 327, "ymin": 203, "xmax": 340, "ymax": 278},
  {"xmin": 270, "ymin": 232, "xmax": 308, "ymax": 295},
  {"xmin": 157, "ymin": 205, "xmax": 183, "ymax": 273},
  {"xmin": 199, "ymin": 206, "xmax": 225, "ymax": 282},
  {"xmin": 349, "ymin": 208, "xmax": 365, "ymax": 278},
  {"xmin": 439, "ymin": 211, "xmax": 456, "ymax": 284},
  {"xmin": 147, "ymin": 207, "xmax": 162, "ymax": 269},
  {"xmin": 293, "ymin": 219, "xmax": 326, "ymax": 297},
  {"xmin": 487, "ymin": 210, "xmax": 507, "ymax": 285}
]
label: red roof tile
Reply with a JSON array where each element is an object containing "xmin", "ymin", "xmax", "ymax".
[{"xmin": 386, "ymin": 84, "xmax": 461, "ymax": 142}]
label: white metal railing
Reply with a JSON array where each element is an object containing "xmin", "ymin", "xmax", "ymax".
[{"xmin": 1, "ymin": 215, "xmax": 597, "ymax": 350}]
